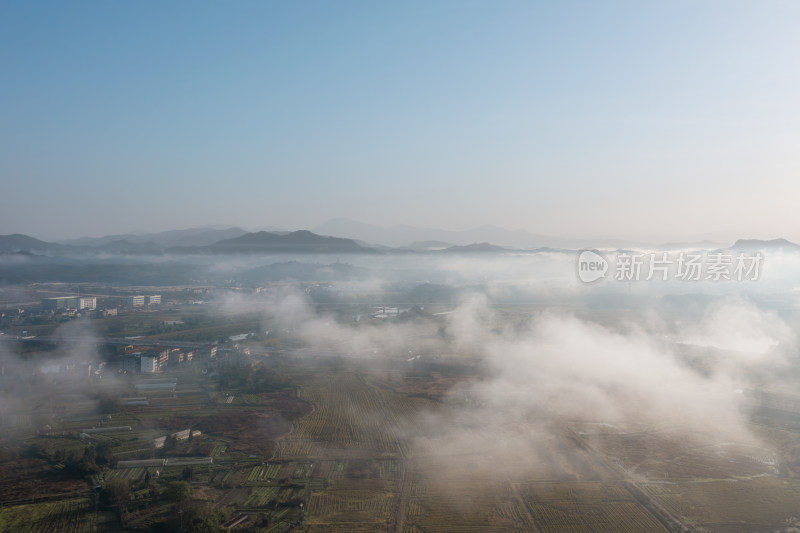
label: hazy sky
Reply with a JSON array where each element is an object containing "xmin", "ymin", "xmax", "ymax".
[{"xmin": 2, "ymin": 1, "xmax": 799, "ymax": 241}]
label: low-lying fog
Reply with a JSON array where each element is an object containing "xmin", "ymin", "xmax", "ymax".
[
  {"xmin": 4, "ymin": 247, "xmax": 800, "ymax": 482},
  {"xmin": 206, "ymin": 247, "xmax": 800, "ymax": 480}
]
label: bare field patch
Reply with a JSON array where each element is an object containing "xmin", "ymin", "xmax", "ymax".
[{"xmin": 645, "ymin": 477, "xmax": 800, "ymax": 532}]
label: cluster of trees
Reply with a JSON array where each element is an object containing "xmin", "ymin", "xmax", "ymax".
[
  {"xmin": 95, "ymin": 392, "xmax": 123, "ymax": 414},
  {"xmin": 102, "ymin": 478, "xmax": 232, "ymax": 532},
  {"xmin": 25, "ymin": 441, "xmax": 117, "ymax": 480},
  {"xmin": 145, "ymin": 315, "xmax": 204, "ymax": 336},
  {"xmin": 218, "ymin": 363, "xmax": 287, "ymax": 393}
]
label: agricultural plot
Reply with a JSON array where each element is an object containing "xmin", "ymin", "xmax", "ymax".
[
  {"xmin": 0, "ymin": 413, "xmax": 32, "ymax": 431},
  {"xmin": 404, "ymin": 474, "xmax": 534, "ymax": 532},
  {"xmin": 292, "ymin": 461, "xmax": 314, "ymax": 479},
  {"xmin": 306, "ymin": 526, "xmax": 393, "ymax": 533},
  {"xmin": 0, "ymin": 457, "xmax": 89, "ymax": 503},
  {"xmin": 586, "ymin": 430, "xmax": 778, "ymax": 480},
  {"xmin": 236, "ymin": 393, "xmax": 265, "ymax": 405},
  {"xmin": 217, "ymin": 487, "xmax": 251, "ymax": 507},
  {"xmin": 247, "ymin": 464, "xmax": 274, "ymax": 483},
  {"xmin": 315, "ymin": 460, "xmax": 346, "ymax": 481},
  {"xmin": 305, "ymin": 490, "xmax": 396, "ymax": 527},
  {"xmin": 8, "ymin": 338, "xmax": 800, "ymax": 533},
  {"xmin": 271, "ymin": 371, "xmax": 418, "ymax": 528},
  {"xmin": 278, "ymin": 372, "xmax": 401, "ymax": 459},
  {"xmin": 519, "ymin": 482, "xmax": 669, "ymax": 533},
  {"xmin": 24, "ymin": 435, "xmax": 89, "ymax": 457},
  {"xmin": 105, "ymin": 466, "xmax": 148, "ymax": 481},
  {"xmin": 244, "ymin": 485, "xmax": 279, "ymax": 507},
  {"xmin": 644, "ymin": 477, "xmax": 800, "ymax": 532},
  {"xmin": 0, "ymin": 497, "xmax": 98, "ymax": 533},
  {"xmin": 210, "ymin": 442, "xmax": 228, "ymax": 456},
  {"xmin": 515, "ymin": 433, "xmax": 607, "ymax": 482}
]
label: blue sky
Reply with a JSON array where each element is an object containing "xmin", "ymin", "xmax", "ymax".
[{"xmin": 2, "ymin": 1, "xmax": 799, "ymax": 241}]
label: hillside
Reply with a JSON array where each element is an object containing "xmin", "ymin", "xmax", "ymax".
[
  {"xmin": 731, "ymin": 238, "xmax": 800, "ymax": 252},
  {"xmin": 203, "ymin": 230, "xmax": 378, "ymax": 254},
  {"xmin": 0, "ymin": 234, "xmax": 59, "ymax": 253}
]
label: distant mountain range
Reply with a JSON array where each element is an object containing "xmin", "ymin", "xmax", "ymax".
[
  {"xmin": 59, "ymin": 226, "xmax": 248, "ymax": 247},
  {"xmin": 310, "ymin": 218, "xmax": 660, "ymax": 249},
  {"xmin": 311, "ymin": 218, "xmax": 542, "ymax": 248},
  {"xmin": 0, "ymin": 225, "xmax": 796, "ymax": 257},
  {"xmin": 400, "ymin": 240, "xmax": 454, "ymax": 252},
  {"xmin": 436, "ymin": 242, "xmax": 509, "ymax": 254},
  {"xmin": 730, "ymin": 238, "xmax": 800, "ymax": 252},
  {"xmin": 0, "ymin": 234, "xmax": 61, "ymax": 253},
  {"xmin": 0, "ymin": 230, "xmax": 378, "ymax": 255},
  {"xmin": 184, "ymin": 230, "xmax": 377, "ymax": 254}
]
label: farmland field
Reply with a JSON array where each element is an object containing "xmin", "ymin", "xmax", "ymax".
[
  {"xmin": 644, "ymin": 478, "xmax": 800, "ymax": 532},
  {"xmin": 0, "ymin": 497, "xmax": 102, "ymax": 533},
  {"xmin": 4, "ymin": 319, "xmax": 800, "ymax": 532},
  {"xmin": 519, "ymin": 482, "xmax": 669, "ymax": 533}
]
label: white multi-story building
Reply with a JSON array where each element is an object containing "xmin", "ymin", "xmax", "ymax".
[
  {"xmin": 128, "ymin": 295, "xmax": 146, "ymax": 306},
  {"xmin": 141, "ymin": 355, "xmax": 158, "ymax": 373},
  {"xmin": 146, "ymin": 295, "xmax": 161, "ymax": 305},
  {"xmin": 79, "ymin": 297, "xmax": 97, "ymax": 310}
]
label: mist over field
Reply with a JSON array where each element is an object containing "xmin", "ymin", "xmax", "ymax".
[
  {"xmin": 4, "ymin": 240, "xmax": 800, "ymax": 531},
  {"xmin": 5, "ymin": 0, "xmax": 800, "ymax": 529},
  {"xmin": 202, "ymin": 249, "xmax": 800, "ymax": 485}
]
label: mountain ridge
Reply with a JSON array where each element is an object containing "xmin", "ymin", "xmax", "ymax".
[
  {"xmin": 2, "ymin": 229, "xmax": 795, "ymax": 256},
  {"xmin": 59, "ymin": 226, "xmax": 248, "ymax": 247},
  {"xmin": 196, "ymin": 230, "xmax": 378, "ymax": 254}
]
